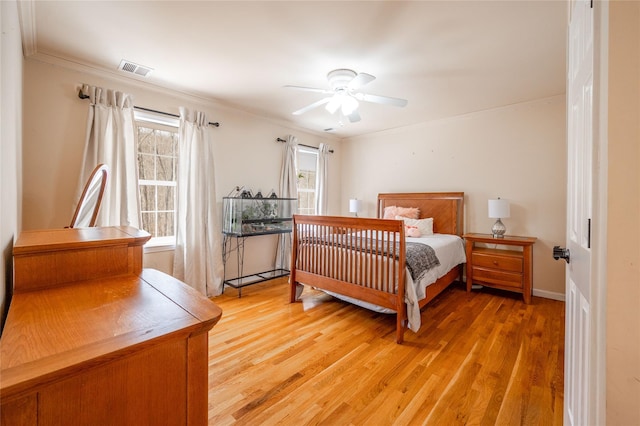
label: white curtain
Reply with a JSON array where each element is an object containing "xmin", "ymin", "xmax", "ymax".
[
  {"xmin": 275, "ymin": 135, "xmax": 298, "ymax": 270},
  {"xmin": 173, "ymin": 107, "xmax": 224, "ymax": 296},
  {"xmin": 77, "ymin": 84, "xmax": 140, "ymax": 227},
  {"xmin": 315, "ymin": 143, "xmax": 330, "ymax": 215}
]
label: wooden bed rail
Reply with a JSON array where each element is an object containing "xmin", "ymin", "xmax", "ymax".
[{"xmin": 290, "ymin": 215, "xmax": 408, "ymax": 342}]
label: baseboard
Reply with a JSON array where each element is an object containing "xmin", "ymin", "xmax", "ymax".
[{"xmin": 533, "ymin": 288, "xmax": 565, "ymax": 302}]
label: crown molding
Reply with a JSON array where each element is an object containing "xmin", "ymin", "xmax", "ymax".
[
  {"xmin": 25, "ymin": 52, "xmax": 339, "ymax": 142},
  {"xmin": 17, "ymin": 0, "xmax": 37, "ymax": 57}
]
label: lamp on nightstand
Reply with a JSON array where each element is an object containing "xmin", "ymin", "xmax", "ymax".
[
  {"xmin": 488, "ymin": 198, "xmax": 510, "ymax": 238},
  {"xmin": 349, "ymin": 198, "xmax": 362, "ymax": 217}
]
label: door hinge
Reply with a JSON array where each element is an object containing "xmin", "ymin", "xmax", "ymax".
[{"xmin": 588, "ymin": 218, "xmax": 591, "ymax": 248}]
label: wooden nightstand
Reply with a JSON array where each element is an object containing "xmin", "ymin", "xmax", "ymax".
[{"xmin": 463, "ymin": 233, "xmax": 537, "ymax": 303}]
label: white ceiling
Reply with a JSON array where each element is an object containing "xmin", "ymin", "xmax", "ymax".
[{"xmin": 21, "ymin": 1, "xmax": 567, "ymax": 138}]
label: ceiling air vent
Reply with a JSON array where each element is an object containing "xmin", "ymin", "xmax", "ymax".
[{"xmin": 118, "ymin": 60, "xmax": 153, "ymax": 77}]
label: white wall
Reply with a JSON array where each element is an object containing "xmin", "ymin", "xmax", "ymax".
[
  {"xmin": 21, "ymin": 57, "xmax": 567, "ymax": 298},
  {"xmin": 341, "ymin": 96, "xmax": 567, "ymax": 296},
  {"xmin": 21, "ymin": 57, "xmax": 341, "ymax": 279},
  {"xmin": 0, "ymin": 0, "xmax": 23, "ymax": 329},
  {"xmin": 606, "ymin": 1, "xmax": 640, "ymax": 423}
]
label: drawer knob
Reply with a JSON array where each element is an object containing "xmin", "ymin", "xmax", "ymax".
[{"xmin": 493, "ymin": 260, "xmax": 498, "ymax": 265}]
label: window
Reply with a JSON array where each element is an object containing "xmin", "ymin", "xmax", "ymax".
[
  {"xmin": 297, "ymin": 147, "xmax": 318, "ymax": 215},
  {"xmin": 135, "ymin": 112, "xmax": 179, "ymax": 247}
]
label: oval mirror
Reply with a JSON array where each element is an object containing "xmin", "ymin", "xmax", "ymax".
[{"xmin": 69, "ymin": 163, "xmax": 108, "ymax": 228}]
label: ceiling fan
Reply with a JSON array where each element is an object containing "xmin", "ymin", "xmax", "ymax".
[{"xmin": 285, "ymin": 69, "xmax": 408, "ymax": 123}]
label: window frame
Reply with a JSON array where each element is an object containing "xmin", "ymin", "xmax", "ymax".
[
  {"xmin": 134, "ymin": 111, "xmax": 179, "ymax": 251},
  {"xmin": 296, "ymin": 146, "xmax": 319, "ymax": 215}
]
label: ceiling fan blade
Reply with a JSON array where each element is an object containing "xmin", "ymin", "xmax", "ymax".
[
  {"xmin": 292, "ymin": 97, "xmax": 331, "ymax": 115},
  {"xmin": 284, "ymin": 85, "xmax": 332, "ymax": 95},
  {"xmin": 348, "ymin": 73, "xmax": 375, "ymax": 91},
  {"xmin": 355, "ymin": 93, "xmax": 408, "ymax": 107},
  {"xmin": 347, "ymin": 110, "xmax": 361, "ymax": 123}
]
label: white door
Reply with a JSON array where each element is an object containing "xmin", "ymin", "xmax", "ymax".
[{"xmin": 565, "ymin": 0, "xmax": 594, "ymax": 424}]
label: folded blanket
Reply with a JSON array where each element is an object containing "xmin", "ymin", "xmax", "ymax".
[
  {"xmin": 305, "ymin": 235, "xmax": 440, "ymax": 285},
  {"xmin": 405, "ymin": 242, "xmax": 440, "ymax": 282}
]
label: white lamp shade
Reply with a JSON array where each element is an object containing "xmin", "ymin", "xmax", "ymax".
[
  {"xmin": 349, "ymin": 198, "xmax": 362, "ymax": 213},
  {"xmin": 488, "ymin": 198, "xmax": 510, "ymax": 218}
]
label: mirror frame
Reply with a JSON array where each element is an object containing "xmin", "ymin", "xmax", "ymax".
[{"xmin": 69, "ymin": 163, "xmax": 108, "ymax": 228}]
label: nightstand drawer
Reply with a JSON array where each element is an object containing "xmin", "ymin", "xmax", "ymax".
[
  {"xmin": 472, "ymin": 250, "xmax": 523, "ymax": 273},
  {"xmin": 472, "ymin": 267, "xmax": 523, "ymax": 289}
]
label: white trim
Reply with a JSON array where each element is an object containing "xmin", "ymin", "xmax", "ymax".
[
  {"xmin": 139, "ymin": 179, "xmax": 177, "ymax": 187},
  {"xmin": 533, "ymin": 288, "xmax": 565, "ymax": 302},
  {"xmin": 134, "ymin": 109, "xmax": 179, "ymax": 128},
  {"xmin": 297, "ymin": 145, "xmax": 319, "ymax": 154},
  {"xmin": 346, "ymin": 94, "xmax": 566, "ymax": 141},
  {"xmin": 591, "ymin": 1, "xmax": 608, "ymax": 423},
  {"xmin": 144, "ymin": 242, "xmax": 176, "ymax": 253},
  {"xmin": 17, "ymin": 0, "xmax": 37, "ymax": 56},
  {"xmin": 136, "ymin": 121, "xmax": 178, "ymax": 245}
]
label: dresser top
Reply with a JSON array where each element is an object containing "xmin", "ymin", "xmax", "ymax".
[
  {"xmin": 13, "ymin": 226, "xmax": 151, "ymax": 255},
  {"xmin": 463, "ymin": 233, "xmax": 537, "ymax": 245},
  {"xmin": 0, "ymin": 269, "xmax": 222, "ymax": 397}
]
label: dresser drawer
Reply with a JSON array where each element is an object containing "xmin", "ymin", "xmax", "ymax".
[
  {"xmin": 472, "ymin": 249, "xmax": 523, "ymax": 273},
  {"xmin": 472, "ymin": 267, "xmax": 523, "ymax": 289}
]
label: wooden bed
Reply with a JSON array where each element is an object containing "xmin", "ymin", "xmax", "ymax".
[{"xmin": 289, "ymin": 192, "xmax": 465, "ymax": 343}]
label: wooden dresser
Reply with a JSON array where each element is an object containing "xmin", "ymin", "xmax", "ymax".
[{"xmin": 0, "ymin": 226, "xmax": 222, "ymax": 425}]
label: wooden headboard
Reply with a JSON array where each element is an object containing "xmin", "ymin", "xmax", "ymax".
[{"xmin": 377, "ymin": 192, "xmax": 465, "ymax": 236}]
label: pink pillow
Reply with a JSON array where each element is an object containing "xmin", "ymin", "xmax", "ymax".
[
  {"xmin": 383, "ymin": 206, "xmax": 419, "ymax": 219},
  {"xmin": 405, "ymin": 225, "xmax": 421, "ymax": 237}
]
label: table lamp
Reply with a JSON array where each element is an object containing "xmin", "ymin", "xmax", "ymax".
[
  {"xmin": 349, "ymin": 198, "xmax": 362, "ymax": 217},
  {"xmin": 488, "ymin": 198, "xmax": 510, "ymax": 238}
]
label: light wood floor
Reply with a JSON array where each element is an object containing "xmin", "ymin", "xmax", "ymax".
[{"xmin": 208, "ymin": 278, "xmax": 564, "ymax": 425}]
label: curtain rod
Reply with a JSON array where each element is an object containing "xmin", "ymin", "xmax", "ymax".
[
  {"xmin": 78, "ymin": 89, "xmax": 220, "ymax": 127},
  {"xmin": 276, "ymin": 138, "xmax": 333, "ymax": 153}
]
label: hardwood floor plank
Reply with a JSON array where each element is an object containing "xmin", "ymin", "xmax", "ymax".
[
  {"xmin": 423, "ymin": 340, "xmax": 484, "ymax": 424},
  {"xmin": 392, "ymin": 374, "xmax": 443, "ymax": 424},
  {"xmin": 208, "ymin": 278, "xmax": 564, "ymax": 425},
  {"xmin": 232, "ymin": 372, "xmax": 304, "ymax": 420}
]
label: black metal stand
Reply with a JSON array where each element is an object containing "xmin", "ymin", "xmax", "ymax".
[{"xmin": 222, "ymin": 234, "xmax": 289, "ymax": 298}]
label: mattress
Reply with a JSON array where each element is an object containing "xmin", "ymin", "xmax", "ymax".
[{"xmin": 320, "ymin": 233, "xmax": 466, "ymax": 332}]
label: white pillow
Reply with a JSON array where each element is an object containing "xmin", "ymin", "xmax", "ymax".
[{"xmin": 396, "ymin": 216, "xmax": 434, "ymax": 236}]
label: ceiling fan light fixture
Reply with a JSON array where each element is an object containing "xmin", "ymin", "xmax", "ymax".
[
  {"xmin": 327, "ymin": 69, "xmax": 357, "ymax": 91},
  {"xmin": 287, "ymin": 68, "xmax": 407, "ymax": 123},
  {"xmin": 325, "ymin": 96, "xmax": 341, "ymax": 114},
  {"xmin": 341, "ymin": 96, "xmax": 359, "ymax": 115}
]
